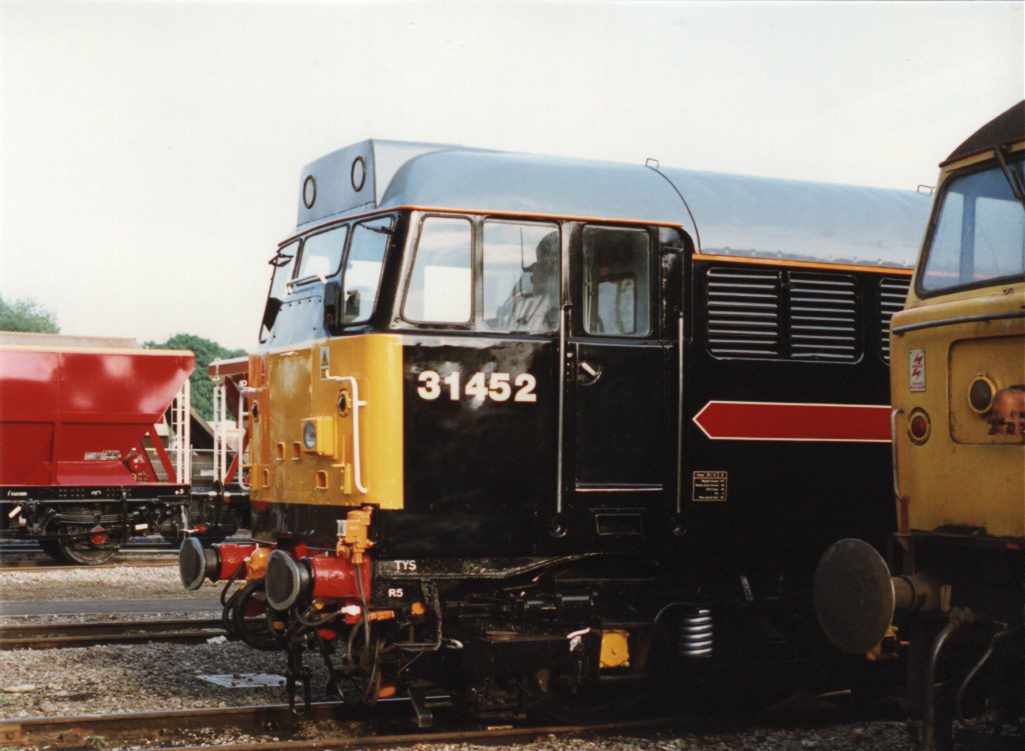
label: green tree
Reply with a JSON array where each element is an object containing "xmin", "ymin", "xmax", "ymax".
[
  {"xmin": 144, "ymin": 333, "xmax": 246, "ymax": 420},
  {"xmin": 0, "ymin": 294, "xmax": 59, "ymax": 333}
]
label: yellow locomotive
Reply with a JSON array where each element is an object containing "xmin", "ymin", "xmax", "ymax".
[{"xmin": 816, "ymin": 101, "xmax": 1024, "ymax": 749}]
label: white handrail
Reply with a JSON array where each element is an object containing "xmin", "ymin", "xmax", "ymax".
[
  {"xmin": 322, "ymin": 372, "xmax": 368, "ymax": 495},
  {"xmin": 211, "ymin": 378, "xmax": 231, "ymax": 486},
  {"xmin": 236, "ymin": 379, "xmax": 249, "ymax": 491},
  {"xmin": 171, "ymin": 379, "xmax": 191, "ymax": 485},
  {"xmin": 219, "ymin": 380, "xmax": 227, "ymax": 484},
  {"xmin": 211, "ymin": 380, "xmax": 220, "ymax": 484},
  {"xmin": 891, "ymin": 408, "xmax": 904, "ymax": 502},
  {"xmin": 184, "ymin": 378, "xmax": 191, "ymax": 483}
]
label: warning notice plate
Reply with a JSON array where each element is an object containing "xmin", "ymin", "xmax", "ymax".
[
  {"xmin": 692, "ymin": 470, "xmax": 728, "ymax": 503},
  {"xmin": 909, "ymin": 348, "xmax": 926, "ymax": 392}
]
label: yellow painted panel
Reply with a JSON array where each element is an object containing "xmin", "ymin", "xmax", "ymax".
[
  {"xmin": 249, "ymin": 335, "xmax": 404, "ymax": 510},
  {"xmin": 948, "ymin": 336, "xmax": 1024, "ymax": 445},
  {"xmin": 891, "ymin": 286, "xmax": 1025, "ymax": 538}
]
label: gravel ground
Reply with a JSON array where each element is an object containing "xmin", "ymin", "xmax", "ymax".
[
  {"xmin": 69, "ymin": 722, "xmax": 916, "ymax": 751},
  {"xmin": 2, "ymin": 638, "xmax": 1017, "ymax": 750},
  {"xmin": 0, "ymin": 564, "xmax": 217, "ymax": 603},
  {"xmin": 0, "ymin": 640, "xmax": 307, "ymax": 718},
  {"xmin": 0, "ymin": 564, "xmax": 1017, "ymax": 751}
]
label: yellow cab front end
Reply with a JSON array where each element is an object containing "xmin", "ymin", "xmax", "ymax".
[
  {"xmin": 882, "ymin": 131, "xmax": 1025, "ymax": 750},
  {"xmin": 246, "ymin": 334, "xmax": 404, "ymax": 512},
  {"xmin": 813, "ymin": 109, "xmax": 1024, "ymax": 750},
  {"xmin": 891, "ymin": 145, "xmax": 1025, "ymax": 543}
]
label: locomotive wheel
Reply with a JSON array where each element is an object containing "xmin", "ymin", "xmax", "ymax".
[{"xmin": 44, "ymin": 523, "xmax": 119, "ymax": 565}]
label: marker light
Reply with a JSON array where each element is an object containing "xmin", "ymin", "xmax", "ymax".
[
  {"xmin": 908, "ymin": 408, "xmax": 931, "ymax": 444},
  {"xmin": 303, "ymin": 420, "xmax": 317, "ymax": 450},
  {"xmin": 968, "ymin": 376, "xmax": 996, "ymax": 414}
]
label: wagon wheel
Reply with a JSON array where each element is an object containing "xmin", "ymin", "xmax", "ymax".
[
  {"xmin": 45, "ymin": 515, "xmax": 120, "ymax": 565},
  {"xmin": 37, "ymin": 539, "xmax": 68, "ymax": 564}
]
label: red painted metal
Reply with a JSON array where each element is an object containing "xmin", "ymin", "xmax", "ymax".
[
  {"xmin": 692, "ymin": 401, "xmax": 892, "ymax": 443},
  {"xmin": 0, "ymin": 343, "xmax": 194, "ymax": 486},
  {"xmin": 132, "ymin": 441, "xmax": 160, "ymax": 482},
  {"xmin": 309, "ymin": 553, "xmax": 372, "ymax": 601},
  {"xmin": 224, "ymin": 452, "xmax": 240, "ymax": 485},
  {"xmin": 208, "ymin": 356, "xmax": 249, "ymax": 380},
  {"xmin": 147, "ymin": 429, "xmax": 178, "ymax": 481},
  {"xmin": 216, "ymin": 542, "xmax": 257, "ymax": 580}
]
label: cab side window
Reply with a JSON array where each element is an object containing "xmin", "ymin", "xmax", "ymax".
[
  {"xmin": 342, "ymin": 217, "xmax": 393, "ymax": 324},
  {"xmin": 404, "ymin": 217, "xmax": 472, "ymax": 324},
  {"xmin": 297, "ymin": 225, "xmax": 348, "ymax": 281},
  {"xmin": 482, "ymin": 220, "xmax": 560, "ymax": 333},
  {"xmin": 581, "ymin": 226, "xmax": 651, "ymax": 337},
  {"xmin": 260, "ymin": 240, "xmax": 299, "ymax": 342},
  {"xmin": 268, "ymin": 241, "xmax": 298, "ymax": 300}
]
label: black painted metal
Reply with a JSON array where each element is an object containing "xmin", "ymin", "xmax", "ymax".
[
  {"xmin": 241, "ymin": 202, "xmax": 918, "ymax": 714},
  {"xmin": 254, "ymin": 211, "xmax": 898, "ymax": 572}
]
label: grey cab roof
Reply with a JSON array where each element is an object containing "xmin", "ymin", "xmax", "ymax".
[
  {"xmin": 942, "ymin": 99, "xmax": 1024, "ymax": 166},
  {"xmin": 297, "ymin": 139, "xmax": 933, "ymax": 268}
]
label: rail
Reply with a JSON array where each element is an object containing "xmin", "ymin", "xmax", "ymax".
[
  {"xmin": 0, "ymin": 703, "xmax": 678, "ymax": 751},
  {"xmin": 0, "ymin": 617, "xmax": 224, "ymax": 650}
]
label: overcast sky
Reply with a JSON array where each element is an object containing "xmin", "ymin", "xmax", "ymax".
[{"xmin": 1, "ymin": 1, "xmax": 1022, "ymax": 350}]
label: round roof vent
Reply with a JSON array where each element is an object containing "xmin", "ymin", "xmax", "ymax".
[
  {"xmin": 351, "ymin": 156, "xmax": 366, "ymax": 192},
  {"xmin": 302, "ymin": 175, "xmax": 317, "ymax": 209}
]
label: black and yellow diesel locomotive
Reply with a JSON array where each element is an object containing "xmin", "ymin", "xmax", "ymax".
[
  {"xmin": 180, "ymin": 141, "xmax": 932, "ymax": 719},
  {"xmin": 816, "ymin": 102, "xmax": 1024, "ymax": 750}
]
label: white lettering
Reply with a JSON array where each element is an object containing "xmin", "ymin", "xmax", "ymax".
[{"xmin": 415, "ymin": 370, "xmax": 538, "ymax": 404}]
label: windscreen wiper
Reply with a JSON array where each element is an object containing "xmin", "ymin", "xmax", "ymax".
[
  {"xmin": 994, "ymin": 147, "xmax": 1025, "ymax": 211},
  {"xmin": 269, "ymin": 250, "xmax": 294, "ymax": 267}
]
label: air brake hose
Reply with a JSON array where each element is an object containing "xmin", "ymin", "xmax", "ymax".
[{"xmin": 232, "ymin": 579, "xmax": 282, "ymax": 651}]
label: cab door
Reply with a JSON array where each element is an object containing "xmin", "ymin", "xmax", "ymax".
[{"xmin": 562, "ymin": 223, "xmax": 675, "ymax": 547}]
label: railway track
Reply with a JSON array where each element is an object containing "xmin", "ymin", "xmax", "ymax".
[
  {"xmin": 0, "ymin": 700, "xmax": 677, "ymax": 751},
  {"xmin": 0, "ymin": 540, "xmax": 179, "ymax": 569},
  {"xmin": 0, "ymin": 556, "xmax": 177, "ymax": 570},
  {"xmin": 0, "ymin": 617, "xmax": 225, "ymax": 650}
]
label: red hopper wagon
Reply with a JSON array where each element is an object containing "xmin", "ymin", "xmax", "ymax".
[{"xmin": 0, "ymin": 333, "xmax": 195, "ymax": 563}]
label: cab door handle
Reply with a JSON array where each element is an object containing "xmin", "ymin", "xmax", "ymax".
[{"xmin": 578, "ymin": 361, "xmax": 603, "ymax": 386}]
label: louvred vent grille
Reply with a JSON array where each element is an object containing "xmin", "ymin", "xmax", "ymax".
[
  {"xmin": 879, "ymin": 276, "xmax": 910, "ymax": 363},
  {"xmin": 787, "ymin": 272, "xmax": 858, "ymax": 362},
  {"xmin": 706, "ymin": 267, "xmax": 782, "ymax": 359}
]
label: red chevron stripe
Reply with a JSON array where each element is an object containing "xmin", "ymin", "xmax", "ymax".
[{"xmin": 693, "ymin": 401, "xmax": 892, "ymax": 443}]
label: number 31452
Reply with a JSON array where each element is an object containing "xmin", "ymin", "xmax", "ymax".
[{"xmin": 416, "ymin": 370, "xmax": 537, "ymax": 403}]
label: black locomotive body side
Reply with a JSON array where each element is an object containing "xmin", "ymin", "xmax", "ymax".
[{"xmin": 685, "ymin": 258, "xmax": 900, "ymax": 591}]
